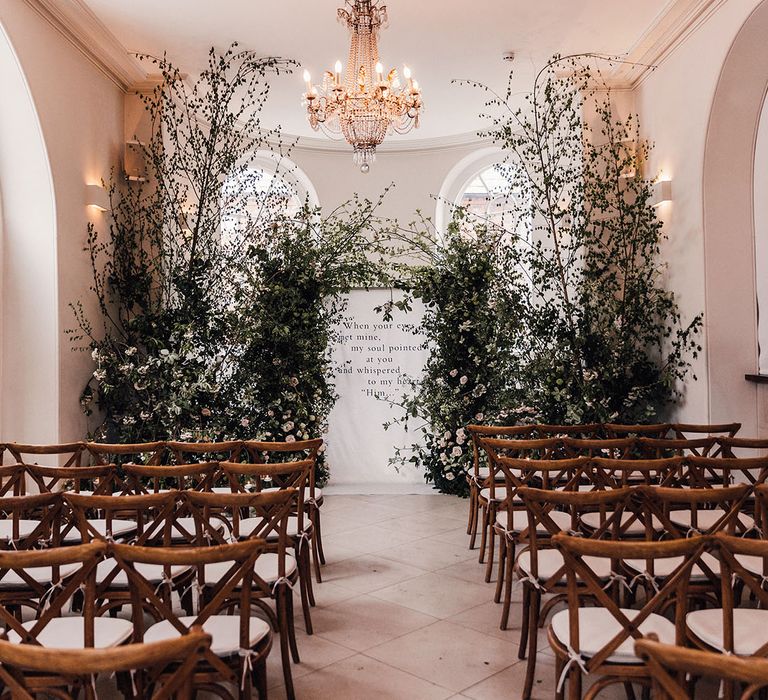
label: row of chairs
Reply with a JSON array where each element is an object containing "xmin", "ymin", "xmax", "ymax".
[{"xmin": 0, "ymin": 451, "xmax": 320, "ymax": 699}]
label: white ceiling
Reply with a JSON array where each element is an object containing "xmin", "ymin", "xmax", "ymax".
[{"xmin": 81, "ymin": 0, "xmax": 672, "ymax": 142}]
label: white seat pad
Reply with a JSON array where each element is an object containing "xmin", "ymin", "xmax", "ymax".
[
  {"xmin": 257, "ymin": 515, "xmax": 311, "ymax": 540},
  {"xmin": 687, "ymin": 608, "xmax": 768, "ymax": 656},
  {"xmin": 551, "ymin": 607, "xmax": 676, "ymax": 663},
  {"xmin": 95, "ymin": 560, "xmax": 191, "ymax": 587},
  {"xmin": 7, "ymin": 617, "xmax": 133, "ymax": 648},
  {"xmin": 480, "ymin": 484, "xmax": 521, "ymax": 502},
  {"xmin": 623, "ymin": 553, "xmax": 721, "ymax": 581},
  {"xmin": 0, "ymin": 563, "xmax": 80, "ymax": 589},
  {"xmin": 202, "ymin": 553, "xmax": 297, "ymax": 586},
  {"xmin": 667, "ymin": 509, "xmax": 754, "ymax": 532},
  {"xmin": 0, "ymin": 519, "xmax": 44, "ymax": 540},
  {"xmin": 517, "ymin": 549, "xmax": 612, "ymax": 581},
  {"xmin": 734, "ymin": 553, "xmax": 768, "ymax": 577},
  {"xmin": 580, "ymin": 511, "xmax": 659, "ymax": 534},
  {"xmin": 170, "ymin": 517, "xmax": 227, "ymax": 541},
  {"xmin": 496, "ymin": 509, "xmax": 571, "ymax": 534},
  {"xmin": 62, "ymin": 519, "xmax": 137, "ymax": 544},
  {"xmin": 145, "ymin": 615, "xmax": 270, "ymax": 656}
]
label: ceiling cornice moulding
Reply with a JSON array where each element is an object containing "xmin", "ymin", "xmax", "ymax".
[
  {"xmin": 23, "ymin": 0, "xmax": 145, "ymax": 91},
  {"xmin": 289, "ymin": 130, "xmax": 493, "ymax": 155},
  {"xmin": 614, "ymin": 0, "xmax": 728, "ymax": 88}
]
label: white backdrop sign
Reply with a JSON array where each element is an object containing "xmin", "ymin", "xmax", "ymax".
[{"xmin": 325, "ymin": 289, "xmax": 428, "ymax": 486}]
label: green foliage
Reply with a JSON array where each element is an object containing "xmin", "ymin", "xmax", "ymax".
[
  {"xmin": 387, "ymin": 55, "xmax": 702, "ymax": 493},
  {"xmin": 67, "ymin": 45, "xmax": 384, "ymax": 484}
]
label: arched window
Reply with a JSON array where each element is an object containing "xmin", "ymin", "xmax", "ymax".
[
  {"xmin": 220, "ymin": 152, "xmax": 319, "ymax": 241},
  {"xmin": 755, "ymin": 93, "xmax": 768, "ymax": 373}
]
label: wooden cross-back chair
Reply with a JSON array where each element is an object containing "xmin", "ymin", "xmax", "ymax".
[
  {"xmin": 219, "ymin": 459, "xmax": 316, "ymax": 636},
  {"xmin": 122, "ymin": 461, "xmax": 221, "ymax": 495},
  {"xmin": 0, "ymin": 628, "xmax": 211, "ymax": 700},
  {"xmin": 0, "ymin": 542, "xmax": 138, "ymax": 692},
  {"xmin": 636, "ymin": 436, "xmax": 717, "ymax": 458},
  {"xmin": 112, "ymin": 539, "xmax": 272, "ymax": 700},
  {"xmin": 603, "ymin": 422, "xmax": 672, "ymax": 439},
  {"xmin": 686, "ymin": 534, "xmax": 768, "ymax": 700},
  {"xmin": 184, "ymin": 488, "xmax": 300, "ymax": 699},
  {"xmin": 244, "ymin": 438, "xmax": 326, "ymax": 579},
  {"xmin": 167, "ymin": 440, "xmax": 244, "ymax": 465},
  {"xmin": 0, "ymin": 491, "xmax": 63, "ymax": 551},
  {"xmin": 514, "ymin": 486, "xmax": 640, "ymax": 700},
  {"xmin": 534, "ymin": 423, "xmax": 603, "ymax": 439},
  {"xmin": 561, "ymin": 437, "xmax": 637, "ymax": 459},
  {"xmin": 487, "ymin": 455, "xmax": 591, "ymax": 629},
  {"xmin": 475, "ymin": 436, "xmax": 566, "ymax": 575},
  {"xmin": 636, "ymin": 635, "xmax": 768, "ymax": 700},
  {"xmin": 466, "ymin": 425, "xmax": 537, "ymax": 550},
  {"xmin": 3, "ymin": 442, "xmax": 86, "ymax": 468},
  {"xmin": 673, "ymin": 422, "xmax": 742, "ymax": 441},
  {"xmin": 550, "ymin": 533, "xmax": 710, "ymax": 700},
  {"xmin": 24, "ymin": 463, "xmax": 123, "ymax": 497},
  {"xmin": 720, "ymin": 437, "xmax": 768, "ymax": 459},
  {"xmin": 86, "ymin": 441, "xmax": 167, "ymax": 467},
  {"xmin": 685, "ymin": 456, "xmax": 768, "ymax": 514}
]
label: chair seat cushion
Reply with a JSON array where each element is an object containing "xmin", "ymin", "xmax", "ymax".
[
  {"xmin": 95, "ymin": 560, "xmax": 191, "ymax": 587},
  {"xmin": 551, "ymin": 607, "xmax": 676, "ymax": 663},
  {"xmin": 480, "ymin": 485, "xmax": 521, "ymax": 502},
  {"xmin": 62, "ymin": 519, "xmax": 137, "ymax": 544},
  {"xmin": 144, "ymin": 615, "xmax": 270, "ymax": 656},
  {"xmin": 623, "ymin": 553, "xmax": 721, "ymax": 582},
  {"xmin": 0, "ymin": 563, "xmax": 80, "ymax": 589},
  {"xmin": 170, "ymin": 517, "xmax": 226, "ymax": 541},
  {"xmin": 496, "ymin": 509, "xmax": 571, "ymax": 535},
  {"xmin": 580, "ymin": 511, "xmax": 659, "ymax": 534},
  {"xmin": 687, "ymin": 608, "xmax": 768, "ymax": 655},
  {"xmin": 517, "ymin": 549, "xmax": 612, "ymax": 581},
  {"xmin": 202, "ymin": 553, "xmax": 297, "ymax": 587},
  {"xmin": 0, "ymin": 519, "xmax": 44, "ymax": 540},
  {"xmin": 667, "ymin": 509, "xmax": 754, "ymax": 533},
  {"xmin": 7, "ymin": 617, "xmax": 133, "ymax": 648}
]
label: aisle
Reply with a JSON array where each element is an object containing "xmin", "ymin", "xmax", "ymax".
[{"xmin": 268, "ymin": 493, "xmax": 555, "ymax": 700}]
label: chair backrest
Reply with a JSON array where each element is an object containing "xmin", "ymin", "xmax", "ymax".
[
  {"xmin": 638, "ymin": 484, "xmax": 752, "ymax": 537},
  {"xmin": 673, "ymin": 422, "xmax": 741, "ymax": 439},
  {"xmin": 86, "ymin": 441, "xmax": 167, "ymax": 466},
  {"xmin": 553, "ymin": 533, "xmax": 710, "ymax": 673},
  {"xmin": 243, "ymin": 438, "xmax": 322, "ymax": 499},
  {"xmin": 0, "ymin": 628, "xmax": 211, "ymax": 700},
  {"xmin": 719, "ymin": 437, "xmax": 768, "ymax": 458},
  {"xmin": 636, "ymin": 635, "xmax": 768, "ymax": 700},
  {"xmin": 0, "ymin": 464, "xmax": 26, "ymax": 497},
  {"xmin": 466, "ymin": 425, "xmax": 535, "ymax": 481},
  {"xmin": 64, "ymin": 492, "xmax": 178, "ymax": 546},
  {"xmin": 589, "ymin": 457, "xmax": 685, "ymax": 488},
  {"xmin": 686, "ymin": 455, "xmax": 768, "ymax": 489},
  {"xmin": 0, "ymin": 542, "xmax": 105, "ymax": 645},
  {"xmin": 0, "ymin": 492, "xmax": 63, "ymax": 549},
  {"xmin": 636, "ymin": 436, "xmax": 717, "ymax": 458},
  {"xmin": 122, "ymin": 462, "xmax": 221, "ymax": 494},
  {"xmin": 24, "ymin": 464, "xmax": 121, "ymax": 496},
  {"xmin": 3, "ymin": 442, "xmax": 86, "ymax": 467},
  {"xmin": 534, "ymin": 423, "xmax": 603, "ymax": 439},
  {"xmin": 166, "ymin": 440, "xmax": 244, "ymax": 464},
  {"xmin": 562, "ymin": 437, "xmax": 636, "ymax": 459},
  {"xmin": 604, "ymin": 423, "xmax": 671, "ymax": 438}
]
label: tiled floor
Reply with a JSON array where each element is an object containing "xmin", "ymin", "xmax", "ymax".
[{"xmin": 267, "ymin": 493, "xmax": 557, "ymax": 700}]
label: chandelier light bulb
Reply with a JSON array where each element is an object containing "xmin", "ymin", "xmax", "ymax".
[
  {"xmin": 303, "ymin": 70, "xmax": 312, "ymax": 93},
  {"xmin": 403, "ymin": 65, "xmax": 411, "ymax": 80},
  {"xmin": 375, "ymin": 62, "xmax": 384, "ymax": 81}
]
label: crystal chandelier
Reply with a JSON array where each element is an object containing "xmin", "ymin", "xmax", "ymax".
[{"xmin": 302, "ymin": 0, "xmax": 423, "ymax": 173}]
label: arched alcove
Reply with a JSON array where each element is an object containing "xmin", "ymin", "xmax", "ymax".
[{"xmin": 0, "ymin": 22, "xmax": 58, "ymax": 442}]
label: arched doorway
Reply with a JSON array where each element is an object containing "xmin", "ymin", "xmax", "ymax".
[{"xmin": 0, "ymin": 22, "xmax": 58, "ymax": 442}]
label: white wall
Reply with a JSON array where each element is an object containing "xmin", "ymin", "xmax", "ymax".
[
  {"xmin": 635, "ymin": 0, "xmax": 766, "ymax": 430},
  {"xmin": 0, "ymin": 1, "xmax": 124, "ymax": 443}
]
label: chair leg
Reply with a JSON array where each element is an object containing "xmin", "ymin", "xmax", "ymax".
[
  {"xmin": 467, "ymin": 487, "xmax": 476, "ymax": 536},
  {"xmin": 311, "ymin": 525, "xmax": 323, "ymax": 584},
  {"xmin": 478, "ymin": 505, "xmax": 488, "ymax": 564},
  {"xmin": 494, "ymin": 539, "xmax": 505, "ymax": 604},
  {"xmin": 314, "ymin": 507, "xmax": 326, "ymax": 566},
  {"xmin": 286, "ymin": 586, "xmax": 300, "ymax": 663},
  {"xmin": 297, "ymin": 545, "xmax": 314, "ymax": 635},
  {"xmin": 500, "ymin": 541, "xmax": 515, "ymax": 630},
  {"xmin": 276, "ymin": 586, "xmax": 295, "ymax": 700},
  {"xmin": 469, "ymin": 496, "xmax": 480, "ymax": 550},
  {"xmin": 304, "ymin": 542, "xmax": 317, "ymax": 608},
  {"xmin": 484, "ymin": 521, "xmax": 497, "ymax": 583},
  {"xmin": 518, "ymin": 582, "xmax": 530, "ymax": 659},
  {"xmin": 523, "ymin": 589, "xmax": 541, "ymax": 700},
  {"xmin": 252, "ymin": 657, "xmax": 268, "ymax": 700}
]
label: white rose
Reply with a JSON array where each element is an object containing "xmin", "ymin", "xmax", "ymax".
[
  {"xmin": 282, "ymin": 421, "xmax": 295, "ymax": 432},
  {"xmin": 91, "ymin": 348, "xmax": 100, "ymax": 361},
  {"xmin": 93, "ymin": 369, "xmax": 107, "ymax": 381},
  {"xmin": 456, "ymin": 428, "xmax": 466, "ymax": 438},
  {"xmin": 440, "ymin": 453, "xmax": 448, "ymax": 464},
  {"xmin": 285, "ymin": 434, "xmax": 296, "ymax": 443},
  {"xmin": 444, "ymin": 430, "xmax": 451, "ymax": 440},
  {"xmin": 459, "ymin": 376, "xmax": 468, "ymax": 385},
  {"xmin": 241, "ymin": 418, "xmax": 250, "ymax": 427},
  {"xmin": 125, "ymin": 346, "xmax": 137, "ymax": 356},
  {"xmin": 289, "ymin": 376, "xmax": 299, "ymax": 387},
  {"xmin": 456, "ymin": 434, "xmax": 466, "ymax": 445},
  {"xmin": 445, "ymin": 472, "xmax": 455, "ymax": 481},
  {"xmin": 449, "ymin": 369, "xmax": 458, "ymax": 377},
  {"xmin": 451, "ymin": 446, "xmax": 462, "ymax": 457},
  {"xmin": 475, "ymin": 413, "xmax": 484, "ymax": 421}
]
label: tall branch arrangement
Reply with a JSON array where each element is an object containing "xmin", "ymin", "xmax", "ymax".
[
  {"xmin": 69, "ymin": 45, "xmax": 385, "ymax": 483},
  {"xmin": 386, "ymin": 56, "xmax": 702, "ymax": 494}
]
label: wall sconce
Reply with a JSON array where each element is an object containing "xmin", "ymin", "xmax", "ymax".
[
  {"xmin": 85, "ymin": 183, "xmax": 110, "ymax": 212},
  {"xmin": 651, "ymin": 179, "xmax": 673, "ymax": 207}
]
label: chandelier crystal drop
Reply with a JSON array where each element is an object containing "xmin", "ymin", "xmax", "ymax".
[{"xmin": 302, "ymin": 0, "xmax": 423, "ymax": 172}]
